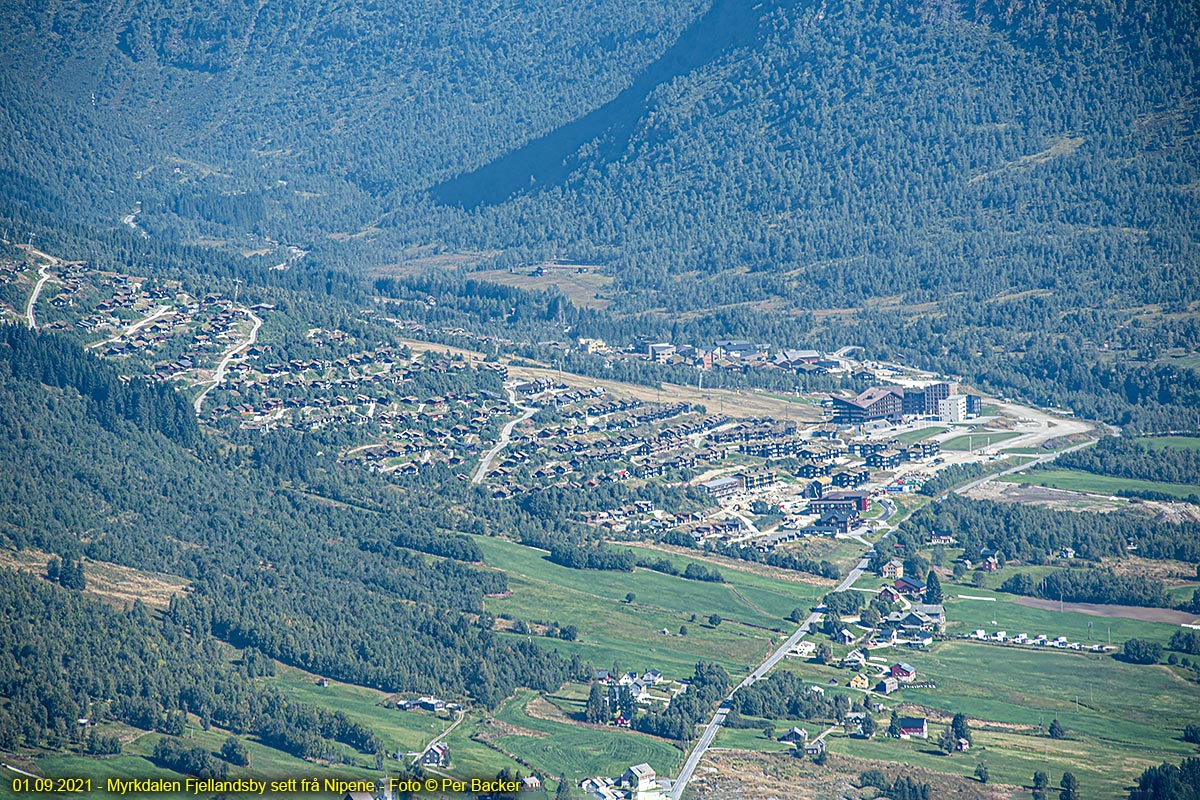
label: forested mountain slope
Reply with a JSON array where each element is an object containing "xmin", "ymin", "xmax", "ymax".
[
  {"xmin": 0, "ymin": 327, "xmax": 586, "ymax": 704},
  {"xmin": 0, "ymin": 0, "xmax": 706, "ymax": 242},
  {"xmin": 1, "ymin": 0, "xmax": 1198, "ymax": 427},
  {"xmin": 447, "ymin": 0, "xmax": 1198, "ymax": 310}
]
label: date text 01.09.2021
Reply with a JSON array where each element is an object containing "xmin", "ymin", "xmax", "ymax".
[{"xmin": 11, "ymin": 778, "xmax": 92, "ymax": 793}]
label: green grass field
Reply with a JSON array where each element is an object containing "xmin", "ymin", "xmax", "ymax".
[
  {"xmin": 485, "ymin": 689, "xmax": 683, "ymax": 783},
  {"xmin": 723, "ymin": 580, "xmax": 1200, "ymax": 797},
  {"xmin": 894, "ymin": 426, "xmax": 948, "ymax": 445},
  {"xmin": 940, "ymin": 585, "xmax": 1187, "ymax": 643},
  {"xmin": 713, "ymin": 723, "xmax": 808, "ymax": 752},
  {"xmin": 940, "ymin": 432, "xmax": 1021, "ymax": 451},
  {"xmin": 265, "ymin": 662, "xmax": 533, "ymax": 781},
  {"xmin": 873, "ymin": 641, "xmax": 1200, "ymax": 796},
  {"xmin": 475, "ymin": 535, "xmax": 817, "ymax": 679},
  {"xmin": 1139, "ymin": 436, "xmax": 1200, "ymax": 452},
  {"xmin": 754, "ymin": 637, "xmax": 1200, "ymax": 796},
  {"xmin": 1000, "ymin": 468, "xmax": 1199, "ymax": 500},
  {"xmin": 266, "ymin": 664, "xmax": 452, "ymax": 755}
]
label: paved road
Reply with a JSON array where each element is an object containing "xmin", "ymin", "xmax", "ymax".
[
  {"xmin": 670, "ymin": 551, "xmax": 872, "ymax": 800},
  {"xmin": 954, "ymin": 437, "xmax": 1096, "ymax": 495},
  {"xmin": 471, "ymin": 386, "xmax": 535, "ymax": 484},
  {"xmin": 24, "ymin": 249, "xmax": 59, "ymax": 329},
  {"xmin": 193, "ymin": 309, "xmax": 262, "ymax": 414},
  {"xmin": 86, "ymin": 305, "xmax": 172, "ymax": 350},
  {"xmin": 2, "ymin": 762, "xmax": 39, "ymax": 778}
]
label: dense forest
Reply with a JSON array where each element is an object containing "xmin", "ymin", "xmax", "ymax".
[
  {"xmin": 0, "ymin": 329, "xmax": 594, "ymax": 712},
  {"xmin": 1053, "ymin": 437, "xmax": 1200, "ymax": 489},
  {"xmin": 1129, "ymin": 758, "xmax": 1200, "ymax": 800},
  {"xmin": 727, "ymin": 671, "xmax": 857, "ymax": 723},
  {"xmin": 894, "ymin": 495, "xmax": 1200, "ymax": 568},
  {"xmin": 1000, "ymin": 569, "xmax": 1170, "ymax": 608},
  {"xmin": 0, "ymin": 569, "xmax": 381, "ymax": 759}
]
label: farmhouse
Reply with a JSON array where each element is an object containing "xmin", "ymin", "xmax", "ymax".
[
  {"xmin": 877, "ymin": 585, "xmax": 902, "ymax": 603},
  {"xmin": 880, "ymin": 559, "xmax": 904, "ymax": 579},
  {"xmin": 898, "ymin": 717, "xmax": 928, "ymax": 739},
  {"xmin": 579, "ymin": 764, "xmax": 665, "ymax": 800},
  {"xmin": 779, "ymin": 727, "xmax": 809, "ymax": 743},
  {"xmin": 891, "ymin": 662, "xmax": 917, "ymax": 682},
  {"xmin": 883, "ymin": 604, "xmax": 944, "ymax": 632},
  {"xmin": 841, "ymin": 648, "xmax": 868, "ymax": 669},
  {"xmin": 420, "ymin": 742, "xmax": 449, "ymax": 767}
]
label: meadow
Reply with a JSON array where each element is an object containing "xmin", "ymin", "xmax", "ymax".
[
  {"xmin": 474, "ymin": 535, "xmax": 820, "ymax": 679},
  {"xmin": 481, "ymin": 689, "xmax": 683, "ymax": 784},
  {"xmin": 719, "ymin": 580, "xmax": 1200, "ymax": 797},
  {"xmin": 1000, "ymin": 468, "xmax": 1200, "ymax": 500},
  {"xmin": 1138, "ymin": 436, "xmax": 1200, "ymax": 451},
  {"xmin": 894, "ymin": 426, "xmax": 949, "ymax": 445}
]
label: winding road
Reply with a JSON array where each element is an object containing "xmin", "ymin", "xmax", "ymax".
[
  {"xmin": 23, "ymin": 247, "xmax": 59, "ymax": 330},
  {"xmin": 471, "ymin": 385, "xmax": 535, "ymax": 484},
  {"xmin": 413, "ymin": 709, "xmax": 465, "ymax": 765},
  {"xmin": 192, "ymin": 309, "xmax": 263, "ymax": 414}
]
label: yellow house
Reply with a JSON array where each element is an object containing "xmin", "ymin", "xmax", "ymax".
[{"xmin": 849, "ymin": 673, "xmax": 871, "ymax": 690}]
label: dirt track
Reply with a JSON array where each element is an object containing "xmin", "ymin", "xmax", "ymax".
[{"xmin": 1014, "ymin": 596, "xmax": 1200, "ymax": 624}]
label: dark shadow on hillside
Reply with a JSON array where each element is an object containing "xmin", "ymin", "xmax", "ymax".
[{"xmin": 429, "ymin": 0, "xmax": 793, "ymax": 209}]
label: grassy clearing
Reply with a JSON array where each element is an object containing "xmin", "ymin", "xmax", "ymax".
[
  {"xmin": 0, "ymin": 547, "xmax": 189, "ymax": 610},
  {"xmin": 475, "ymin": 535, "xmax": 815, "ymax": 679},
  {"xmin": 940, "ymin": 432, "xmax": 1021, "ymax": 451},
  {"xmin": 266, "ymin": 664, "xmax": 451, "ymax": 756},
  {"xmin": 1166, "ymin": 583, "xmax": 1200, "ymax": 603},
  {"xmin": 713, "ymin": 725, "xmax": 801, "ymax": 752},
  {"xmin": 485, "ymin": 689, "xmax": 682, "ymax": 783},
  {"xmin": 877, "ymin": 641, "xmax": 1200, "ymax": 796},
  {"xmin": 1139, "ymin": 436, "xmax": 1200, "ymax": 451},
  {"xmin": 469, "ymin": 268, "xmax": 613, "ymax": 310},
  {"xmin": 265, "ymin": 662, "xmax": 528, "ymax": 780},
  {"xmin": 1000, "ymin": 468, "xmax": 1199, "ymax": 499}
]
